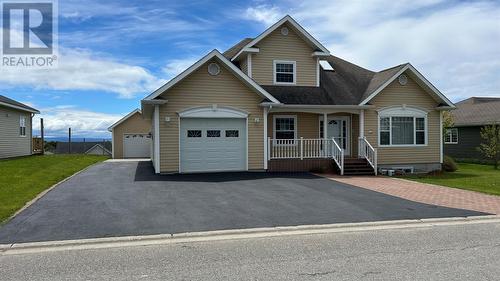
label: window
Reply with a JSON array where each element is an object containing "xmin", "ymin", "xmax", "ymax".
[
  {"xmin": 378, "ymin": 107, "xmax": 428, "ymax": 146},
  {"xmin": 445, "ymin": 128, "xmax": 458, "ymax": 144},
  {"xmin": 207, "ymin": 130, "xmax": 221, "ymax": 138},
  {"xmin": 274, "ymin": 116, "xmax": 296, "ymax": 140},
  {"xmin": 187, "ymin": 130, "xmax": 201, "ymax": 138},
  {"xmin": 19, "ymin": 116, "xmax": 26, "ymax": 136},
  {"xmin": 225, "ymin": 130, "xmax": 239, "ymax": 138},
  {"xmin": 274, "ymin": 60, "xmax": 296, "ymax": 84}
]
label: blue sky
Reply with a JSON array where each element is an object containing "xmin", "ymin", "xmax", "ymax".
[{"xmin": 1, "ymin": 0, "xmax": 499, "ymax": 138}]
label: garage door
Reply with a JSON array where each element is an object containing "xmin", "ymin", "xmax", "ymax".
[
  {"xmin": 123, "ymin": 134, "xmax": 151, "ymax": 158},
  {"xmin": 180, "ymin": 118, "xmax": 246, "ymax": 173}
]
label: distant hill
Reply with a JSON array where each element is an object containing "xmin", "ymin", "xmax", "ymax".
[{"xmin": 44, "ymin": 137, "xmax": 111, "ymax": 142}]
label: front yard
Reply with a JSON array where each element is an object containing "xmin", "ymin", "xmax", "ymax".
[
  {"xmin": 403, "ymin": 163, "xmax": 500, "ymax": 196},
  {"xmin": 0, "ymin": 155, "xmax": 107, "ymax": 223}
]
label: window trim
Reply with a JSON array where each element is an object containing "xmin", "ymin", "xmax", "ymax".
[
  {"xmin": 273, "ymin": 60, "xmax": 296, "ymax": 85},
  {"xmin": 444, "ymin": 128, "xmax": 458, "ymax": 144},
  {"xmin": 377, "ymin": 107, "xmax": 428, "ymax": 147},
  {"xmin": 19, "ymin": 115, "xmax": 27, "ymax": 137},
  {"xmin": 273, "ymin": 115, "xmax": 297, "ymax": 145}
]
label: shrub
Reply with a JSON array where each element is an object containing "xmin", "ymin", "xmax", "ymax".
[{"xmin": 442, "ymin": 155, "xmax": 458, "ymax": 172}]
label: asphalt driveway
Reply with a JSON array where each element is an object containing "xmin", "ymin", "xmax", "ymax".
[{"xmin": 0, "ymin": 161, "xmax": 487, "ymax": 243}]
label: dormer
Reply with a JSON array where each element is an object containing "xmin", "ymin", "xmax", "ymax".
[{"xmin": 230, "ymin": 15, "xmax": 330, "ymax": 87}]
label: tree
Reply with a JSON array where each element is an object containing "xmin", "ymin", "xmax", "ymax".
[
  {"xmin": 442, "ymin": 111, "xmax": 454, "ymax": 136},
  {"xmin": 477, "ymin": 124, "xmax": 500, "ymax": 169}
]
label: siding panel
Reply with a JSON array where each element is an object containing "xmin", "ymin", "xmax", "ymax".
[
  {"xmin": 158, "ymin": 58, "xmax": 265, "ymax": 173},
  {"xmin": 0, "ymin": 106, "xmax": 32, "ymax": 158}
]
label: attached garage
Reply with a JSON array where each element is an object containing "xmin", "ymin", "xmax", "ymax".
[
  {"xmin": 108, "ymin": 109, "xmax": 152, "ymax": 159},
  {"xmin": 180, "ymin": 118, "xmax": 247, "ymax": 173}
]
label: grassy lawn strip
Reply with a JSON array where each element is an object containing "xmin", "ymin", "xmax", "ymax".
[
  {"xmin": 402, "ymin": 163, "xmax": 500, "ymax": 196},
  {"xmin": 0, "ymin": 155, "xmax": 107, "ymax": 223}
]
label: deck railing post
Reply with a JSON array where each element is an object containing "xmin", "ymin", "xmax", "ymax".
[
  {"xmin": 341, "ymin": 149, "xmax": 344, "ymax": 176},
  {"xmin": 300, "ymin": 137, "xmax": 304, "ymax": 160},
  {"xmin": 267, "ymin": 137, "xmax": 271, "ymax": 160}
]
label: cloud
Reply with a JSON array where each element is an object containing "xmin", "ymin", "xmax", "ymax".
[
  {"xmin": 0, "ymin": 48, "xmax": 166, "ymax": 98},
  {"xmin": 242, "ymin": 0, "xmax": 500, "ymax": 101},
  {"xmin": 32, "ymin": 105, "xmax": 124, "ymax": 138},
  {"xmin": 162, "ymin": 58, "xmax": 198, "ymax": 79},
  {"xmin": 243, "ymin": 4, "xmax": 283, "ymax": 26}
]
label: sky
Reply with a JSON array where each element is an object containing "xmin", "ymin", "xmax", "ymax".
[{"xmin": 1, "ymin": 0, "xmax": 499, "ymax": 138}]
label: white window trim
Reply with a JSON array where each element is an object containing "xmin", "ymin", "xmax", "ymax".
[
  {"xmin": 273, "ymin": 115, "xmax": 297, "ymax": 145},
  {"xmin": 273, "ymin": 60, "xmax": 296, "ymax": 85},
  {"xmin": 19, "ymin": 115, "xmax": 27, "ymax": 137},
  {"xmin": 377, "ymin": 107, "xmax": 428, "ymax": 147},
  {"xmin": 444, "ymin": 128, "xmax": 458, "ymax": 144}
]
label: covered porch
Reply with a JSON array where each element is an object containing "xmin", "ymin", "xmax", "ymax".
[{"xmin": 263, "ymin": 105, "xmax": 377, "ymax": 175}]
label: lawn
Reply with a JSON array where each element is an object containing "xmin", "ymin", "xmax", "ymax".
[
  {"xmin": 0, "ymin": 155, "xmax": 107, "ymax": 223},
  {"xmin": 403, "ymin": 163, "xmax": 500, "ymax": 196}
]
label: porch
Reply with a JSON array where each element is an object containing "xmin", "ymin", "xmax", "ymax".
[{"xmin": 264, "ymin": 108, "xmax": 377, "ymax": 175}]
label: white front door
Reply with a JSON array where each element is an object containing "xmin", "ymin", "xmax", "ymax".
[
  {"xmin": 180, "ymin": 118, "xmax": 247, "ymax": 173},
  {"xmin": 327, "ymin": 116, "xmax": 350, "ymax": 156}
]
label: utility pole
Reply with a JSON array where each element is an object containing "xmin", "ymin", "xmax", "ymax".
[
  {"xmin": 68, "ymin": 128, "xmax": 72, "ymax": 154},
  {"xmin": 40, "ymin": 118, "xmax": 44, "ymax": 155}
]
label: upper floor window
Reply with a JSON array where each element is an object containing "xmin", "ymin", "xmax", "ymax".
[
  {"xmin": 273, "ymin": 60, "xmax": 296, "ymax": 85},
  {"xmin": 378, "ymin": 107, "xmax": 428, "ymax": 146},
  {"xmin": 19, "ymin": 115, "xmax": 26, "ymax": 137},
  {"xmin": 444, "ymin": 128, "xmax": 458, "ymax": 144}
]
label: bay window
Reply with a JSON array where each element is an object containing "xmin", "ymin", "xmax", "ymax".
[{"xmin": 378, "ymin": 107, "xmax": 427, "ymax": 146}]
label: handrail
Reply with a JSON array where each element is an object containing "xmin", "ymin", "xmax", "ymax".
[
  {"xmin": 330, "ymin": 137, "xmax": 344, "ymax": 175},
  {"xmin": 359, "ymin": 137, "xmax": 377, "ymax": 175}
]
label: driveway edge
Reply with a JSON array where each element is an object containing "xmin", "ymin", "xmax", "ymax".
[
  {"xmin": 2, "ymin": 161, "xmax": 103, "ymax": 225},
  {"xmin": 2, "ymin": 215, "xmax": 499, "ymax": 255}
]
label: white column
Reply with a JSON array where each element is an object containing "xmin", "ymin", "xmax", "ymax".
[
  {"xmin": 263, "ymin": 107, "xmax": 269, "ymax": 170},
  {"xmin": 247, "ymin": 53, "xmax": 252, "ymax": 78},
  {"xmin": 323, "ymin": 112, "xmax": 328, "ymax": 140},
  {"xmin": 359, "ymin": 109, "xmax": 365, "ymax": 138},
  {"xmin": 440, "ymin": 111, "xmax": 443, "ymax": 164},
  {"xmin": 316, "ymin": 57, "xmax": 320, "ymax": 87},
  {"xmin": 154, "ymin": 105, "xmax": 160, "ymax": 174}
]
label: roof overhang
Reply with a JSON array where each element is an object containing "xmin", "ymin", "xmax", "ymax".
[
  {"xmin": 311, "ymin": 51, "xmax": 330, "ymax": 57},
  {"xmin": 143, "ymin": 49, "xmax": 280, "ymax": 104},
  {"xmin": 0, "ymin": 101, "xmax": 40, "ymax": 114},
  {"xmin": 261, "ymin": 102, "xmax": 373, "ymax": 109},
  {"xmin": 359, "ymin": 63, "xmax": 455, "ymax": 108},
  {"xmin": 231, "ymin": 15, "xmax": 330, "ymax": 61},
  {"xmin": 107, "ymin": 109, "xmax": 141, "ymax": 132}
]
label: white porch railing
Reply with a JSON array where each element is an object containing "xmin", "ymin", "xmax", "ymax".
[
  {"xmin": 268, "ymin": 138, "xmax": 344, "ymax": 175},
  {"xmin": 358, "ymin": 137, "xmax": 377, "ymax": 175}
]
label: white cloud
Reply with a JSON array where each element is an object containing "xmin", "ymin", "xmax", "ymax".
[
  {"xmin": 162, "ymin": 58, "xmax": 198, "ymax": 79},
  {"xmin": 242, "ymin": 0, "xmax": 500, "ymax": 101},
  {"xmin": 32, "ymin": 105, "xmax": 124, "ymax": 138},
  {"xmin": 0, "ymin": 48, "xmax": 166, "ymax": 98},
  {"xmin": 243, "ymin": 4, "xmax": 283, "ymax": 25}
]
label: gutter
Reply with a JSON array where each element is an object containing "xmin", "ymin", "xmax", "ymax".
[{"xmin": 260, "ymin": 102, "xmax": 373, "ymax": 109}]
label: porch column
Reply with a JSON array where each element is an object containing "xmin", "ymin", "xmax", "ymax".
[
  {"xmin": 263, "ymin": 107, "xmax": 269, "ymax": 170},
  {"xmin": 323, "ymin": 113, "xmax": 328, "ymax": 141},
  {"xmin": 359, "ymin": 109, "xmax": 364, "ymax": 158}
]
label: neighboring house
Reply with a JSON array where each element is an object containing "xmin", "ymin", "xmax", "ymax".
[
  {"xmin": 54, "ymin": 141, "xmax": 112, "ymax": 156},
  {"xmin": 108, "ymin": 109, "xmax": 152, "ymax": 159},
  {"xmin": 444, "ymin": 97, "xmax": 500, "ymax": 161},
  {"xmin": 112, "ymin": 15, "xmax": 454, "ymax": 175},
  {"xmin": 0, "ymin": 95, "xmax": 40, "ymax": 159}
]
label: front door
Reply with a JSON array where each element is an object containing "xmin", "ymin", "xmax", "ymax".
[{"xmin": 327, "ymin": 116, "xmax": 350, "ymax": 156}]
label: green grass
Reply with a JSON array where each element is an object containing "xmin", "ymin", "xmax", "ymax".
[
  {"xmin": 402, "ymin": 163, "xmax": 500, "ymax": 196},
  {"xmin": 0, "ymin": 155, "xmax": 107, "ymax": 223}
]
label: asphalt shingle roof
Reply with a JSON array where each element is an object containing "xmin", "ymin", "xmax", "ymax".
[
  {"xmin": 451, "ymin": 97, "xmax": 500, "ymax": 126},
  {"xmin": 0, "ymin": 95, "xmax": 39, "ymax": 113}
]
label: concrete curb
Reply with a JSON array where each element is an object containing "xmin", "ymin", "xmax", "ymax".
[
  {"xmin": 1, "ymin": 161, "xmax": 103, "ymax": 226},
  {"xmin": 2, "ymin": 215, "xmax": 499, "ymax": 256}
]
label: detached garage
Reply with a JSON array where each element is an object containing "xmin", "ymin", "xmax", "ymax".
[{"xmin": 108, "ymin": 109, "xmax": 152, "ymax": 159}]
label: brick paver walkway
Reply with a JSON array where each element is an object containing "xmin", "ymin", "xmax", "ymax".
[{"xmin": 322, "ymin": 175, "xmax": 500, "ymax": 215}]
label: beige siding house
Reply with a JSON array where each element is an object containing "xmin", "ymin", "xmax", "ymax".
[
  {"xmin": 112, "ymin": 15, "xmax": 455, "ymax": 175},
  {"xmin": 0, "ymin": 95, "xmax": 40, "ymax": 159}
]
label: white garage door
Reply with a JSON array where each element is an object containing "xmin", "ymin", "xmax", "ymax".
[
  {"xmin": 180, "ymin": 118, "xmax": 246, "ymax": 173},
  {"xmin": 123, "ymin": 134, "xmax": 151, "ymax": 158}
]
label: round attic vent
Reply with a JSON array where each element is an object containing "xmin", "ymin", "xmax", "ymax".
[
  {"xmin": 398, "ymin": 74, "xmax": 408, "ymax": 85},
  {"xmin": 208, "ymin": 62, "xmax": 220, "ymax": 76},
  {"xmin": 281, "ymin": 27, "xmax": 289, "ymax": 36}
]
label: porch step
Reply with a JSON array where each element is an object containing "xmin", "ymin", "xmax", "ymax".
[{"xmin": 341, "ymin": 158, "xmax": 375, "ymax": 176}]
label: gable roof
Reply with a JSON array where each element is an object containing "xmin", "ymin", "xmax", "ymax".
[
  {"xmin": 143, "ymin": 49, "xmax": 280, "ymax": 104},
  {"xmin": 85, "ymin": 143, "xmax": 112, "ymax": 155},
  {"xmin": 359, "ymin": 63, "xmax": 455, "ymax": 107},
  {"xmin": 451, "ymin": 97, "xmax": 500, "ymax": 127},
  {"xmin": 230, "ymin": 15, "xmax": 330, "ymax": 61},
  {"xmin": 108, "ymin": 109, "xmax": 141, "ymax": 131},
  {"xmin": 223, "ymin": 38, "xmax": 253, "ymax": 60},
  {"xmin": 0, "ymin": 95, "xmax": 40, "ymax": 113}
]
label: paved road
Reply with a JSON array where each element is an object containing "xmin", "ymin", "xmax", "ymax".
[
  {"xmin": 2, "ymin": 221, "xmax": 500, "ymax": 280},
  {"xmin": 0, "ymin": 161, "xmax": 485, "ymax": 243}
]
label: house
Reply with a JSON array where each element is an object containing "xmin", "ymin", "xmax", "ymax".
[
  {"xmin": 108, "ymin": 109, "xmax": 152, "ymax": 159},
  {"xmin": 112, "ymin": 15, "xmax": 455, "ymax": 175},
  {"xmin": 444, "ymin": 97, "xmax": 500, "ymax": 161},
  {"xmin": 0, "ymin": 95, "xmax": 40, "ymax": 159},
  {"xmin": 53, "ymin": 141, "xmax": 112, "ymax": 156}
]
